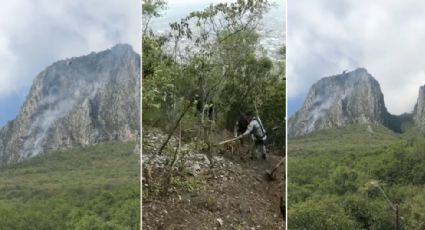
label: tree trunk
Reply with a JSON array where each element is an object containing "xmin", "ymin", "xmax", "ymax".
[{"xmin": 158, "ymin": 101, "xmax": 193, "ymax": 155}]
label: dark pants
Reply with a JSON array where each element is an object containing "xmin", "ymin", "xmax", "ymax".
[
  {"xmin": 253, "ymin": 138, "xmax": 267, "ymax": 159},
  {"xmin": 237, "ymin": 130, "xmax": 246, "ymax": 146}
]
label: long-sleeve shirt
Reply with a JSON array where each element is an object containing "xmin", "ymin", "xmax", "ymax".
[{"xmin": 241, "ymin": 118, "xmax": 266, "ymax": 141}]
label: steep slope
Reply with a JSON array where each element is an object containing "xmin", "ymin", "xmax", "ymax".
[
  {"xmin": 0, "ymin": 44, "xmax": 140, "ymax": 164},
  {"xmin": 142, "ymin": 129, "xmax": 285, "ymax": 229},
  {"xmin": 288, "ymin": 68, "xmax": 389, "ymax": 137},
  {"xmin": 414, "ymin": 85, "xmax": 425, "ymax": 130}
]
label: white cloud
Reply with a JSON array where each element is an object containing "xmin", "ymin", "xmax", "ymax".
[
  {"xmin": 288, "ymin": 0, "xmax": 425, "ymax": 115},
  {"xmin": 166, "ymin": 0, "xmax": 235, "ymax": 5},
  {"xmin": 0, "ymin": 0, "xmax": 140, "ymax": 99}
]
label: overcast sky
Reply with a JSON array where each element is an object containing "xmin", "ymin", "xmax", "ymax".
[
  {"xmin": 151, "ymin": 0, "xmax": 285, "ymax": 30},
  {"xmin": 0, "ymin": 0, "xmax": 140, "ymax": 126},
  {"xmin": 288, "ymin": 0, "xmax": 425, "ymax": 116},
  {"xmin": 150, "ymin": 0, "xmax": 237, "ymax": 30}
]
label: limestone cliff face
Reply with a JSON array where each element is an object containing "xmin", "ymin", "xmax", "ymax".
[
  {"xmin": 414, "ymin": 85, "xmax": 425, "ymax": 129},
  {"xmin": 0, "ymin": 44, "xmax": 140, "ymax": 164},
  {"xmin": 288, "ymin": 68, "xmax": 389, "ymax": 137}
]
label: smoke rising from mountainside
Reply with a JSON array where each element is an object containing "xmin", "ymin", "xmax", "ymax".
[
  {"xmin": 288, "ymin": 0, "xmax": 425, "ymax": 115},
  {"xmin": 0, "ymin": 0, "xmax": 140, "ymax": 126},
  {"xmin": 0, "ymin": 45, "xmax": 140, "ymax": 163}
]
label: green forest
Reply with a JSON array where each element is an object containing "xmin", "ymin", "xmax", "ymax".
[
  {"xmin": 0, "ymin": 142, "xmax": 140, "ymax": 230},
  {"xmin": 288, "ymin": 124, "xmax": 425, "ymax": 229},
  {"xmin": 143, "ymin": 0, "xmax": 285, "ymax": 142}
]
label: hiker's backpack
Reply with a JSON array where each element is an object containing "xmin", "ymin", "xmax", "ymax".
[{"xmin": 253, "ymin": 117, "xmax": 267, "ymax": 139}]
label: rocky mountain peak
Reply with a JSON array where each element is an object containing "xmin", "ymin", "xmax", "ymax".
[
  {"xmin": 110, "ymin": 43, "xmax": 134, "ymax": 52},
  {"xmin": 0, "ymin": 44, "xmax": 140, "ymax": 164},
  {"xmin": 414, "ymin": 85, "xmax": 425, "ymax": 129},
  {"xmin": 288, "ymin": 68, "xmax": 389, "ymax": 137}
]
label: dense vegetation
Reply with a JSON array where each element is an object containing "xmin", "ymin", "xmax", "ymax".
[
  {"xmin": 288, "ymin": 124, "xmax": 425, "ymax": 229},
  {"xmin": 0, "ymin": 142, "xmax": 139, "ymax": 230},
  {"xmin": 142, "ymin": 0, "xmax": 285, "ymax": 149}
]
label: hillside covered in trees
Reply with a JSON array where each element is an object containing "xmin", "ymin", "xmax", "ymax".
[
  {"xmin": 288, "ymin": 124, "xmax": 425, "ymax": 229},
  {"xmin": 0, "ymin": 142, "xmax": 139, "ymax": 229}
]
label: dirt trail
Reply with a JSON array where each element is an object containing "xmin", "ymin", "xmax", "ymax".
[{"xmin": 142, "ymin": 142, "xmax": 285, "ymax": 230}]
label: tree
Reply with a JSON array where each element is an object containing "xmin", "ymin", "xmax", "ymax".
[{"xmin": 142, "ymin": 0, "xmax": 167, "ymax": 35}]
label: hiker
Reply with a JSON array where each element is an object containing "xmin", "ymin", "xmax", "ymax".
[
  {"xmin": 206, "ymin": 102, "xmax": 214, "ymax": 121},
  {"xmin": 234, "ymin": 112, "xmax": 249, "ymax": 146},
  {"xmin": 194, "ymin": 94, "xmax": 203, "ymax": 114},
  {"xmin": 193, "ymin": 93, "xmax": 215, "ymax": 121},
  {"xmin": 236, "ymin": 111, "xmax": 267, "ymax": 159}
]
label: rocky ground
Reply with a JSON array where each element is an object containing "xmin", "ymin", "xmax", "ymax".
[{"xmin": 142, "ymin": 129, "xmax": 285, "ymax": 230}]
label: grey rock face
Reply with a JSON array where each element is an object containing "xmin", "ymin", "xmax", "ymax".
[
  {"xmin": 413, "ymin": 85, "xmax": 425, "ymax": 129},
  {"xmin": 288, "ymin": 68, "xmax": 389, "ymax": 137},
  {"xmin": 0, "ymin": 44, "xmax": 140, "ymax": 164}
]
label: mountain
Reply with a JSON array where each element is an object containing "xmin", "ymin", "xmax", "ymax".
[
  {"xmin": 0, "ymin": 44, "xmax": 140, "ymax": 164},
  {"xmin": 288, "ymin": 68, "xmax": 390, "ymax": 137},
  {"xmin": 414, "ymin": 85, "xmax": 425, "ymax": 130}
]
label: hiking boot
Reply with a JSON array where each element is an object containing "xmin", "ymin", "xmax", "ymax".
[{"xmin": 262, "ymin": 154, "xmax": 268, "ymax": 160}]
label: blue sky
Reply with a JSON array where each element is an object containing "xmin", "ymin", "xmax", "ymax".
[
  {"xmin": 0, "ymin": 0, "xmax": 140, "ymax": 126},
  {"xmin": 288, "ymin": 0, "xmax": 425, "ymax": 116},
  {"xmin": 0, "ymin": 93, "xmax": 26, "ymax": 126}
]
